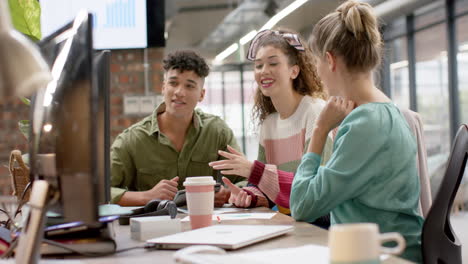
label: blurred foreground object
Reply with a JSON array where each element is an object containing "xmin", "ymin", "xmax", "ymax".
[{"xmin": 0, "ymin": 0, "xmax": 51, "ymax": 98}]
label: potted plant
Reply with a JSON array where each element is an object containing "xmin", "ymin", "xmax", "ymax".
[
  {"xmin": 8, "ymin": 0, "xmax": 42, "ymax": 154},
  {"xmin": 5, "ymin": 1, "xmax": 42, "ymax": 194}
]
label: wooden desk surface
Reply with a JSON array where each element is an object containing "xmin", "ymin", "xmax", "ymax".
[{"xmin": 50, "ymin": 207, "xmax": 412, "ymax": 264}]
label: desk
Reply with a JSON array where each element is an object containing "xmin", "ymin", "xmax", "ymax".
[{"xmin": 50, "ymin": 208, "xmax": 412, "ymax": 264}]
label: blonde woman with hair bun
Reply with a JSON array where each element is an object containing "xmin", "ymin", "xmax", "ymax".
[{"xmin": 290, "ymin": 1, "xmax": 423, "ymax": 262}]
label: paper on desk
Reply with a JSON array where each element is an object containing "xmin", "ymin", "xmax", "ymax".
[
  {"xmin": 175, "ymin": 244, "xmax": 329, "ymax": 264},
  {"xmin": 177, "ymin": 207, "xmax": 249, "ymax": 215},
  {"xmin": 0, "ymin": 260, "xmax": 86, "ymax": 264},
  {"xmin": 175, "ymin": 244, "xmax": 391, "ymax": 264},
  {"xmin": 180, "ymin": 213, "xmax": 277, "ymax": 222},
  {"xmin": 213, "ymin": 207, "xmax": 250, "ymax": 214}
]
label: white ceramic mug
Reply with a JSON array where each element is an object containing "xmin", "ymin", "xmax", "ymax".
[
  {"xmin": 329, "ymin": 223, "xmax": 405, "ymax": 264},
  {"xmin": 183, "ymin": 176, "xmax": 216, "ymax": 229}
]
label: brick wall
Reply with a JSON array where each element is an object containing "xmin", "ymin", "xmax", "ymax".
[
  {"xmin": 109, "ymin": 48, "xmax": 165, "ymax": 142},
  {"xmin": 0, "ymin": 98, "xmax": 29, "ymax": 182},
  {"xmin": 0, "ymin": 47, "xmax": 165, "ymax": 181}
]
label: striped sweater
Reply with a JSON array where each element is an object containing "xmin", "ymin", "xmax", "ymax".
[{"xmin": 244, "ymin": 96, "xmax": 332, "ymax": 214}]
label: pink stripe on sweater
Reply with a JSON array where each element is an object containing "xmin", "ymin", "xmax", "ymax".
[
  {"xmin": 257, "ymin": 165, "xmax": 294, "ymax": 209},
  {"xmin": 263, "ymin": 129, "xmax": 306, "ymax": 165},
  {"xmin": 258, "ymin": 164, "xmax": 280, "ymax": 202},
  {"xmin": 274, "ymin": 170, "xmax": 294, "ymax": 208},
  {"xmin": 243, "ymin": 186, "xmax": 269, "ymax": 207}
]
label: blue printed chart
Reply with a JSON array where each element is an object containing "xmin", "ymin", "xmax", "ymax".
[
  {"xmin": 104, "ymin": 0, "xmax": 136, "ymax": 28},
  {"xmin": 41, "ymin": 0, "xmax": 147, "ymax": 49}
]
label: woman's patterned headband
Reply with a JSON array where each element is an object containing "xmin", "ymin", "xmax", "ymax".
[{"xmin": 246, "ymin": 29, "xmax": 305, "ymax": 61}]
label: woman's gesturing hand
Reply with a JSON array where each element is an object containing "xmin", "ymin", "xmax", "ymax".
[
  {"xmin": 222, "ymin": 177, "xmax": 252, "ymax": 208},
  {"xmin": 209, "ymin": 145, "xmax": 253, "ymax": 178}
]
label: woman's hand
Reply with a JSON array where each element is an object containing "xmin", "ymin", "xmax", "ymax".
[
  {"xmin": 307, "ymin": 96, "xmax": 354, "ymax": 155},
  {"xmin": 222, "ymin": 177, "xmax": 252, "ymax": 208},
  {"xmin": 209, "ymin": 145, "xmax": 253, "ymax": 178},
  {"xmin": 315, "ymin": 96, "xmax": 354, "ymax": 134}
]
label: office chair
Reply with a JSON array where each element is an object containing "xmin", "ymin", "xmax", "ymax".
[{"xmin": 421, "ymin": 124, "xmax": 467, "ymax": 264}]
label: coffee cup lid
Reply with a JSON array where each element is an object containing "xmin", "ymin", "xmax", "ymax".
[{"xmin": 183, "ymin": 176, "xmax": 216, "ymax": 186}]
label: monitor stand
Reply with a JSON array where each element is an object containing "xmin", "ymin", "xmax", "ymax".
[{"xmin": 15, "ymin": 180, "xmax": 50, "ymax": 264}]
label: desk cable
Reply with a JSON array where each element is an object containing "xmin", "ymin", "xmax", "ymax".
[
  {"xmin": 41, "ymin": 239, "xmax": 148, "ymax": 257},
  {"xmin": 0, "ymin": 237, "xmax": 150, "ymax": 259}
]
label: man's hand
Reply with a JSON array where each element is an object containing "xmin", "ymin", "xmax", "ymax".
[
  {"xmin": 209, "ymin": 145, "xmax": 253, "ymax": 178},
  {"xmin": 143, "ymin": 176, "xmax": 179, "ymax": 201},
  {"xmin": 222, "ymin": 177, "xmax": 251, "ymax": 208},
  {"xmin": 214, "ymin": 185, "xmax": 230, "ymax": 207}
]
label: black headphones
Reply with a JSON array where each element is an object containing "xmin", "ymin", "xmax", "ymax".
[{"xmin": 118, "ymin": 199, "xmax": 178, "ymax": 225}]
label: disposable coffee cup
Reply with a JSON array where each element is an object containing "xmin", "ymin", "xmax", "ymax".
[
  {"xmin": 329, "ymin": 223, "xmax": 405, "ymax": 264},
  {"xmin": 183, "ymin": 176, "xmax": 216, "ymax": 229}
]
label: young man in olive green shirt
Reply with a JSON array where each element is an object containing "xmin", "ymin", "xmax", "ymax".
[{"xmin": 111, "ymin": 50, "xmax": 242, "ymax": 206}]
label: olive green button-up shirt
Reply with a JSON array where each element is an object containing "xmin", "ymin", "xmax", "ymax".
[{"xmin": 110, "ymin": 103, "xmax": 242, "ymax": 203}]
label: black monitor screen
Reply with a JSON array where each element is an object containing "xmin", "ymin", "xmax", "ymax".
[
  {"xmin": 93, "ymin": 50, "xmax": 111, "ymax": 204},
  {"xmin": 30, "ymin": 12, "xmax": 108, "ymax": 224}
]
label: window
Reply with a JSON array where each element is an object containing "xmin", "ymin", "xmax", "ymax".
[
  {"xmin": 388, "ymin": 37, "xmax": 410, "ymax": 109},
  {"xmin": 224, "ymin": 71, "xmax": 244, "ymax": 151},
  {"xmin": 242, "ymin": 68, "xmax": 259, "ymax": 160},
  {"xmin": 200, "ymin": 71, "xmax": 224, "ymax": 118},
  {"xmin": 414, "ymin": 23, "xmax": 451, "ymax": 181},
  {"xmin": 383, "ymin": 17, "xmax": 406, "ymax": 41},
  {"xmin": 456, "ymin": 0, "xmax": 468, "ymax": 15},
  {"xmin": 457, "ymin": 15, "xmax": 468, "ymax": 124},
  {"xmin": 198, "ymin": 65, "xmax": 259, "ymax": 160},
  {"xmin": 414, "ymin": 1, "xmax": 445, "ymax": 30}
]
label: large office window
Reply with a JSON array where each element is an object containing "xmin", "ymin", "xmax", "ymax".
[
  {"xmin": 388, "ymin": 37, "xmax": 410, "ymax": 109},
  {"xmin": 456, "ymin": 0, "xmax": 468, "ymax": 15},
  {"xmin": 384, "ymin": 0, "xmax": 467, "ymax": 206},
  {"xmin": 198, "ymin": 65, "xmax": 259, "ymax": 160},
  {"xmin": 224, "ymin": 71, "xmax": 244, "ymax": 151},
  {"xmin": 414, "ymin": 1, "xmax": 445, "ymax": 29},
  {"xmin": 457, "ymin": 15, "xmax": 468, "ymax": 124},
  {"xmin": 200, "ymin": 71, "xmax": 224, "ymax": 118},
  {"xmin": 415, "ymin": 22, "xmax": 451, "ymax": 179},
  {"xmin": 242, "ymin": 69, "xmax": 259, "ymax": 160}
]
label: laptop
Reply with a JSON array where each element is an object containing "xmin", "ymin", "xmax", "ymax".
[{"xmin": 146, "ymin": 225, "xmax": 294, "ymax": 250}]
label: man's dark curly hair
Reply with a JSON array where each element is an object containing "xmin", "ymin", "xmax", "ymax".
[{"xmin": 163, "ymin": 50, "xmax": 210, "ymax": 78}]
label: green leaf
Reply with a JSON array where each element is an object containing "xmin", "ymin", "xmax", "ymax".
[
  {"xmin": 20, "ymin": 97, "xmax": 31, "ymax": 106},
  {"xmin": 8, "ymin": 0, "xmax": 42, "ymax": 41},
  {"xmin": 18, "ymin": 120, "xmax": 30, "ymax": 140}
]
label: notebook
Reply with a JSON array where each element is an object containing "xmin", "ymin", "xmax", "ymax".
[{"xmin": 146, "ymin": 225, "xmax": 294, "ymax": 250}]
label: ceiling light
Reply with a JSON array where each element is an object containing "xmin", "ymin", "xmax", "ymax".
[
  {"xmin": 214, "ymin": 43, "xmax": 239, "ymax": 64},
  {"xmin": 213, "ymin": 0, "xmax": 309, "ymax": 64},
  {"xmin": 260, "ymin": 0, "xmax": 308, "ymax": 30},
  {"xmin": 240, "ymin": 30, "xmax": 258, "ymax": 45},
  {"xmin": 390, "ymin": 60, "xmax": 408, "ymax": 70}
]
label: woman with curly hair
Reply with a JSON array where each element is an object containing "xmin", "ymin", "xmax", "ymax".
[{"xmin": 209, "ymin": 28, "xmax": 332, "ymax": 226}]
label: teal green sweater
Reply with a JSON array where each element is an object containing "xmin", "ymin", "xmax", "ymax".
[{"xmin": 291, "ymin": 103, "xmax": 424, "ymax": 263}]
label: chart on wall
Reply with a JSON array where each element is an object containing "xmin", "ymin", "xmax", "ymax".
[{"xmin": 40, "ymin": 0, "xmax": 148, "ymax": 49}]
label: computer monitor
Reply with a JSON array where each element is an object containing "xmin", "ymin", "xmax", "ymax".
[
  {"xmin": 93, "ymin": 50, "xmax": 111, "ymax": 204},
  {"xmin": 17, "ymin": 11, "xmax": 111, "ymax": 264},
  {"xmin": 29, "ymin": 11, "xmax": 107, "ymax": 224}
]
